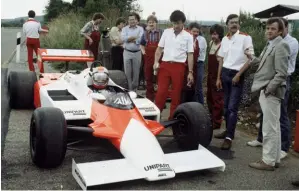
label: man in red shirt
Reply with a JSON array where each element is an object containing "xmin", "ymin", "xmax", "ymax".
[
  {"xmin": 22, "ymin": 10, "xmax": 48, "ymax": 72},
  {"xmin": 153, "ymin": 10, "xmax": 194, "ymax": 120}
]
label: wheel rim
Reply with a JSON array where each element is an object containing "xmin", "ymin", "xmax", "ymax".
[
  {"xmin": 30, "ymin": 118, "xmax": 37, "ymax": 156},
  {"xmin": 173, "ymin": 114, "xmax": 189, "ymax": 139}
]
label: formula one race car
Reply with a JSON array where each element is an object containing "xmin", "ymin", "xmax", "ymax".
[{"xmin": 8, "ymin": 49, "xmax": 225, "ymax": 190}]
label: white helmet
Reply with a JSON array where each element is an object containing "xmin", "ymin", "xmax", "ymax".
[{"xmin": 92, "ymin": 66, "xmax": 109, "ymax": 89}]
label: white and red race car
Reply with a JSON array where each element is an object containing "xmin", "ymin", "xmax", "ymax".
[{"xmin": 8, "ymin": 49, "xmax": 225, "ymax": 190}]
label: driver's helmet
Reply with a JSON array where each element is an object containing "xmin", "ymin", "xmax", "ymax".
[{"xmin": 92, "ymin": 67, "xmax": 109, "ymax": 89}]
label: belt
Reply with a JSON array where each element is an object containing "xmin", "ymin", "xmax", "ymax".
[
  {"xmin": 125, "ymin": 49, "xmax": 140, "ymax": 53},
  {"xmin": 163, "ymin": 61, "xmax": 185, "ymax": 64},
  {"xmin": 222, "ymin": 67, "xmax": 239, "ymax": 73}
]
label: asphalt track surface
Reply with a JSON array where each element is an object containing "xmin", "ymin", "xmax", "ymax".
[{"xmin": 1, "ymin": 28, "xmax": 299, "ymax": 190}]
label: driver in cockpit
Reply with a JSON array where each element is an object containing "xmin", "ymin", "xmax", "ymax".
[{"xmin": 86, "ymin": 66, "xmax": 118, "ymax": 96}]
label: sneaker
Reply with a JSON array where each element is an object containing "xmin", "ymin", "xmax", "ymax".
[
  {"xmin": 247, "ymin": 140, "xmax": 262, "ymax": 147},
  {"xmin": 221, "ymin": 139, "xmax": 232, "ymax": 150},
  {"xmin": 280, "ymin": 151, "xmax": 288, "ymax": 160}
]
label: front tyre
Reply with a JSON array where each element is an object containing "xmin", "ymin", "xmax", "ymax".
[
  {"xmin": 30, "ymin": 107, "xmax": 67, "ymax": 168},
  {"xmin": 172, "ymin": 102, "xmax": 212, "ymax": 150}
]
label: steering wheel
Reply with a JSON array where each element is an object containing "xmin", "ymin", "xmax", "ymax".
[{"xmin": 90, "ymin": 60, "xmax": 103, "ymax": 72}]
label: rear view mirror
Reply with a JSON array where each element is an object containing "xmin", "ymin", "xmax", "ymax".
[{"xmin": 90, "ymin": 93, "xmax": 106, "ymax": 101}]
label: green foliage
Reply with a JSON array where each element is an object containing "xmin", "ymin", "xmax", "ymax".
[
  {"xmin": 40, "ymin": 12, "xmax": 88, "ymax": 69},
  {"xmin": 44, "ymin": 0, "xmax": 74, "ymax": 22}
]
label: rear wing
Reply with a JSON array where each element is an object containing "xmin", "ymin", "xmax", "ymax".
[{"xmin": 37, "ymin": 48, "xmax": 95, "ymax": 73}]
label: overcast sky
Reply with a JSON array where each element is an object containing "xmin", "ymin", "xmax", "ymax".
[{"xmin": 1, "ymin": 0, "xmax": 299, "ymax": 21}]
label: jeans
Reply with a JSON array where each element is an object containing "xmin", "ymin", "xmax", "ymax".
[
  {"xmin": 257, "ymin": 76, "xmax": 291, "ymax": 152},
  {"xmin": 194, "ymin": 61, "xmax": 205, "ymax": 104},
  {"xmin": 221, "ymin": 67, "xmax": 244, "ymax": 139}
]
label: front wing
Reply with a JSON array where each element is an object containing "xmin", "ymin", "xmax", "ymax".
[{"xmin": 72, "ymin": 145, "xmax": 225, "ymax": 190}]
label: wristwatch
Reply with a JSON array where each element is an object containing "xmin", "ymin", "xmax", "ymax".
[{"xmin": 189, "ymin": 70, "xmax": 193, "ymax": 74}]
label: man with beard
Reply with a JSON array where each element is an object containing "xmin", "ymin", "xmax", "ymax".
[
  {"xmin": 215, "ymin": 14, "xmax": 254, "ymax": 150},
  {"xmin": 140, "ymin": 14, "xmax": 163, "ymax": 102},
  {"xmin": 153, "ymin": 10, "xmax": 194, "ymax": 120},
  {"xmin": 207, "ymin": 24, "xmax": 225, "ymax": 130}
]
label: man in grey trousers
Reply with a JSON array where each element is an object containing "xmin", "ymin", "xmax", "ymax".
[
  {"xmin": 243, "ymin": 17, "xmax": 290, "ymax": 171},
  {"xmin": 121, "ymin": 12, "xmax": 144, "ymax": 91}
]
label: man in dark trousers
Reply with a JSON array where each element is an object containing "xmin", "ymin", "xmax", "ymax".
[
  {"xmin": 109, "ymin": 17, "xmax": 126, "ymax": 71},
  {"xmin": 215, "ymin": 14, "xmax": 254, "ymax": 150},
  {"xmin": 153, "ymin": 10, "xmax": 194, "ymax": 120}
]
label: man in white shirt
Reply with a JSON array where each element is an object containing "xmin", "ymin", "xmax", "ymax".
[
  {"xmin": 195, "ymin": 33, "xmax": 207, "ymax": 104},
  {"xmin": 22, "ymin": 10, "xmax": 48, "ymax": 72},
  {"xmin": 153, "ymin": 10, "xmax": 194, "ymax": 120},
  {"xmin": 215, "ymin": 14, "xmax": 254, "ymax": 150},
  {"xmin": 247, "ymin": 18, "xmax": 299, "ymax": 160}
]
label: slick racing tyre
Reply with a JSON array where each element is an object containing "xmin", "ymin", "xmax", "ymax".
[
  {"xmin": 172, "ymin": 102, "xmax": 212, "ymax": 150},
  {"xmin": 8, "ymin": 71, "xmax": 37, "ymax": 109},
  {"xmin": 109, "ymin": 70, "xmax": 129, "ymax": 90},
  {"xmin": 30, "ymin": 107, "xmax": 67, "ymax": 168}
]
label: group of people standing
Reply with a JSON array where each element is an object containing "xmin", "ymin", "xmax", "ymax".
[
  {"xmin": 20, "ymin": 8, "xmax": 299, "ymax": 186},
  {"xmin": 80, "ymin": 11, "xmax": 299, "ymax": 176}
]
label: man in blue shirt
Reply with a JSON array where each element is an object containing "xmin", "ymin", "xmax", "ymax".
[{"xmin": 121, "ymin": 12, "xmax": 144, "ymax": 91}]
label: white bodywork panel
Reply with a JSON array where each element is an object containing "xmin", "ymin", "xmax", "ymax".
[
  {"xmin": 37, "ymin": 66, "xmax": 225, "ymax": 189},
  {"xmin": 38, "ymin": 68, "xmax": 160, "ymax": 121},
  {"xmin": 72, "ymin": 118, "xmax": 226, "ymax": 190}
]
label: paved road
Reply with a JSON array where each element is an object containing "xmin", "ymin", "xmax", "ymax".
[
  {"xmin": 1, "ymin": 28, "xmax": 299, "ymax": 190},
  {"xmin": 1, "ymin": 28, "xmax": 24, "ymax": 63}
]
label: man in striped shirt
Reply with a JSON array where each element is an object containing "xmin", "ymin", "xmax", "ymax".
[{"xmin": 140, "ymin": 15, "xmax": 163, "ymax": 101}]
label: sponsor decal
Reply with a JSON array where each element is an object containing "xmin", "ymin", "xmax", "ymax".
[
  {"xmin": 113, "ymin": 96, "xmax": 132, "ymax": 105},
  {"xmin": 144, "ymin": 163, "xmax": 172, "ymax": 172},
  {"xmin": 139, "ymin": 107, "xmax": 156, "ymax": 112},
  {"xmin": 64, "ymin": 110, "xmax": 86, "ymax": 115},
  {"xmin": 75, "ymin": 169, "xmax": 86, "ymax": 187},
  {"xmin": 158, "ymin": 173, "xmax": 167, "ymax": 177}
]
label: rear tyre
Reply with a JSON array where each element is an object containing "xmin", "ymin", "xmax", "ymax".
[
  {"xmin": 8, "ymin": 71, "xmax": 37, "ymax": 109},
  {"xmin": 30, "ymin": 107, "xmax": 67, "ymax": 168},
  {"xmin": 172, "ymin": 102, "xmax": 212, "ymax": 150},
  {"xmin": 109, "ymin": 70, "xmax": 129, "ymax": 89}
]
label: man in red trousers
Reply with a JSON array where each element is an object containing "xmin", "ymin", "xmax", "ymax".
[
  {"xmin": 153, "ymin": 10, "xmax": 194, "ymax": 120},
  {"xmin": 140, "ymin": 14, "xmax": 163, "ymax": 102},
  {"xmin": 23, "ymin": 10, "xmax": 48, "ymax": 72}
]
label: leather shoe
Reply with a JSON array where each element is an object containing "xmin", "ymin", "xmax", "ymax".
[
  {"xmin": 214, "ymin": 130, "xmax": 227, "ymax": 139},
  {"xmin": 249, "ymin": 160, "xmax": 275, "ymax": 171},
  {"xmin": 221, "ymin": 139, "xmax": 232, "ymax": 150},
  {"xmin": 292, "ymin": 180, "xmax": 299, "ymax": 187}
]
